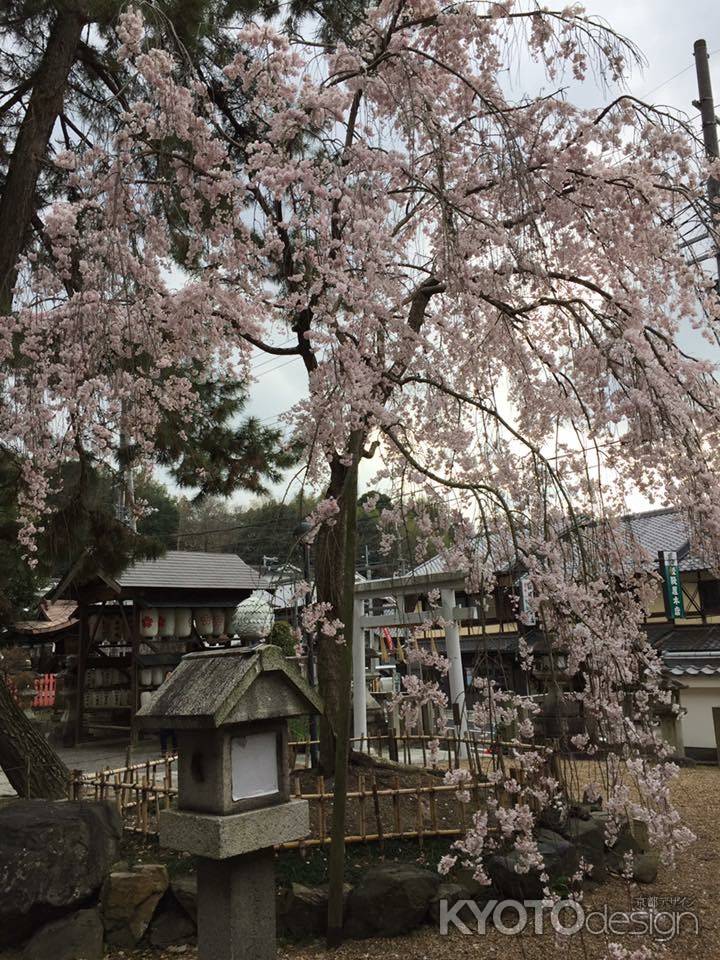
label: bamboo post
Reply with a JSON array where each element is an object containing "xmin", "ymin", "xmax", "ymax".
[
  {"xmin": 358, "ymin": 774, "xmax": 367, "ymax": 842},
  {"xmin": 318, "ymin": 776, "xmax": 326, "ymax": 845},
  {"xmin": 371, "ymin": 773, "xmax": 384, "ymax": 855},
  {"xmin": 392, "ymin": 774, "xmax": 402, "ymax": 837},
  {"xmin": 473, "ymin": 736, "xmax": 482, "ymax": 778},
  {"xmin": 429, "ymin": 777, "xmax": 438, "ymax": 835},
  {"xmin": 416, "ymin": 785, "xmax": 424, "ymax": 849},
  {"xmin": 142, "ymin": 779, "xmax": 149, "ymax": 835},
  {"xmin": 458, "ymin": 790, "xmax": 466, "ymax": 830}
]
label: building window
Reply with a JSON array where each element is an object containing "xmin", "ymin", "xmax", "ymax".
[{"xmin": 699, "ymin": 579, "xmax": 720, "ymax": 615}]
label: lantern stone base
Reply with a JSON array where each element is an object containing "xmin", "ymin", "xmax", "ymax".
[
  {"xmin": 158, "ymin": 800, "xmax": 309, "ymax": 860},
  {"xmin": 196, "ymin": 850, "xmax": 276, "ymax": 960}
]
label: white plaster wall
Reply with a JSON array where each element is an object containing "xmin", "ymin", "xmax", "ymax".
[{"xmin": 678, "ymin": 678, "xmax": 720, "ymax": 749}]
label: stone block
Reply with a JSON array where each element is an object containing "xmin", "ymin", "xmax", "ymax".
[
  {"xmin": 159, "ymin": 800, "xmax": 309, "ymax": 859},
  {"xmin": 197, "ymin": 851, "xmax": 275, "ymax": 960},
  {"xmin": 101, "ymin": 863, "xmax": 169, "ymax": 947}
]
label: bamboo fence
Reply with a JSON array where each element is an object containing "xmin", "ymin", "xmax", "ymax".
[{"xmin": 67, "ymin": 733, "xmax": 537, "ymax": 845}]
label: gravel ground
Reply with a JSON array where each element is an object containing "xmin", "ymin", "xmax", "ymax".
[{"xmin": 110, "ymin": 764, "xmax": 720, "ymax": 960}]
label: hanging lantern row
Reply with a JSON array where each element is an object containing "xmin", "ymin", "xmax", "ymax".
[{"xmin": 138, "ymin": 593, "xmax": 274, "ymax": 641}]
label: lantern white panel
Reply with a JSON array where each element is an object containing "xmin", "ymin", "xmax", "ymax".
[{"xmin": 231, "ymin": 731, "xmax": 278, "ymax": 801}]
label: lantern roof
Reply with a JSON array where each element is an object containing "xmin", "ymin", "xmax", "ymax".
[{"xmin": 136, "ymin": 643, "xmax": 323, "ymax": 729}]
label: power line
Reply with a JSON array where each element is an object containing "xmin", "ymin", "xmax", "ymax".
[{"xmin": 639, "ymin": 48, "xmax": 720, "ymax": 101}]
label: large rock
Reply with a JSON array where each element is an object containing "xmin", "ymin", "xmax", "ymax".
[
  {"xmin": 21, "ymin": 907, "xmax": 104, "ymax": 960},
  {"xmin": 605, "ymin": 817, "xmax": 647, "ymax": 874},
  {"xmin": 426, "ymin": 881, "xmax": 497, "ymax": 928},
  {"xmin": 449, "ymin": 865, "xmax": 499, "ymax": 901},
  {"xmin": 0, "ymin": 800, "xmax": 122, "ymax": 948},
  {"xmin": 487, "ymin": 829, "xmax": 578, "ymax": 900},
  {"xmin": 344, "ymin": 863, "xmax": 440, "ymax": 939},
  {"xmin": 632, "ymin": 852, "xmax": 659, "ymax": 884},
  {"xmin": 148, "ymin": 891, "xmax": 196, "ymax": 948},
  {"xmin": 171, "ymin": 874, "xmax": 198, "ymax": 924},
  {"xmin": 562, "ymin": 814, "xmax": 609, "ymax": 881},
  {"xmin": 278, "ymin": 882, "xmax": 351, "ymax": 939},
  {"xmin": 101, "ymin": 863, "xmax": 169, "ymax": 947}
]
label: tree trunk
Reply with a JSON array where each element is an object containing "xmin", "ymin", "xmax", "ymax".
[
  {"xmin": 0, "ymin": 9, "xmax": 85, "ymax": 313},
  {"xmin": 0, "ymin": 679, "xmax": 70, "ymax": 799},
  {"xmin": 326, "ymin": 435, "xmax": 360, "ymax": 946},
  {"xmin": 314, "ymin": 457, "xmax": 351, "ymax": 773}
]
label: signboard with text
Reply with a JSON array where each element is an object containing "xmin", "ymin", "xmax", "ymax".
[
  {"xmin": 517, "ymin": 574, "xmax": 536, "ymax": 626},
  {"xmin": 660, "ymin": 550, "xmax": 685, "ymax": 620}
]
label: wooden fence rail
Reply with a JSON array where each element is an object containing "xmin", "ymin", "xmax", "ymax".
[
  {"xmin": 67, "ymin": 732, "xmax": 545, "ymax": 845},
  {"xmin": 69, "ymin": 767, "xmax": 497, "ymax": 848},
  {"xmin": 67, "ymin": 733, "xmax": 537, "ymax": 845}
]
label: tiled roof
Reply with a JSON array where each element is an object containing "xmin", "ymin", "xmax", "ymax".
[
  {"xmin": 649, "ymin": 624, "xmax": 720, "ymax": 677},
  {"xmin": 665, "ymin": 660, "xmax": 720, "ymax": 677},
  {"xmin": 649, "ymin": 623, "xmax": 720, "ymax": 654},
  {"xmin": 410, "ymin": 506, "xmax": 713, "ymax": 581},
  {"xmin": 409, "ymin": 553, "xmax": 455, "ymax": 577},
  {"xmin": 117, "ymin": 551, "xmax": 259, "ymax": 591},
  {"xmin": 619, "ymin": 508, "xmax": 706, "ymax": 571},
  {"xmin": 14, "ymin": 600, "xmax": 79, "ymax": 636}
]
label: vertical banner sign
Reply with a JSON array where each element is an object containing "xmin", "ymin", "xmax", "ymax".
[
  {"xmin": 517, "ymin": 574, "xmax": 536, "ymax": 626},
  {"xmin": 660, "ymin": 550, "xmax": 685, "ymax": 620}
]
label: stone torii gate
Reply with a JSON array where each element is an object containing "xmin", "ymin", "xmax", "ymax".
[{"xmin": 352, "ymin": 569, "xmax": 476, "ymax": 744}]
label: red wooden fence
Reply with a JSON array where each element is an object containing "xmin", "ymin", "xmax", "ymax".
[{"xmin": 32, "ymin": 673, "xmax": 56, "ymax": 708}]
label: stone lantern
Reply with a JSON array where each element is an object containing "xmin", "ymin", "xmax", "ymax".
[{"xmin": 137, "ymin": 644, "xmax": 322, "ymax": 960}]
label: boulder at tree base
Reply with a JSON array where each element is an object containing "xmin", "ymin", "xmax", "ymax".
[
  {"xmin": 0, "ymin": 800, "xmax": 121, "ymax": 948},
  {"xmin": 344, "ymin": 863, "xmax": 440, "ymax": 939}
]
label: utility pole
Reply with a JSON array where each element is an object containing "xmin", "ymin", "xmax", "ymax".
[{"xmin": 693, "ymin": 39, "xmax": 720, "ymax": 288}]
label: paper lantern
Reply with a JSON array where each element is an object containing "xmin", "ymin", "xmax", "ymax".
[
  {"xmin": 139, "ymin": 608, "xmax": 159, "ymax": 638},
  {"xmin": 158, "ymin": 608, "xmax": 176, "ymax": 637},
  {"xmin": 231, "ymin": 592, "xmax": 274, "ymax": 640},
  {"xmin": 175, "ymin": 608, "xmax": 192, "ymax": 638},
  {"xmin": 195, "ymin": 608, "xmax": 214, "ymax": 637},
  {"xmin": 212, "ymin": 609, "xmax": 226, "ymax": 637}
]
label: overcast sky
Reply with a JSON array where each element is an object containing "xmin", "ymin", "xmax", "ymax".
[{"xmin": 204, "ymin": 2, "xmax": 720, "ymax": 508}]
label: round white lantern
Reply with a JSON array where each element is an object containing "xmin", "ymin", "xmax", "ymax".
[
  {"xmin": 158, "ymin": 608, "xmax": 176, "ymax": 637},
  {"xmin": 139, "ymin": 608, "xmax": 159, "ymax": 638},
  {"xmin": 212, "ymin": 609, "xmax": 226, "ymax": 637},
  {"xmin": 175, "ymin": 608, "xmax": 192, "ymax": 638},
  {"xmin": 195, "ymin": 608, "xmax": 214, "ymax": 637},
  {"xmin": 231, "ymin": 591, "xmax": 275, "ymax": 640}
]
